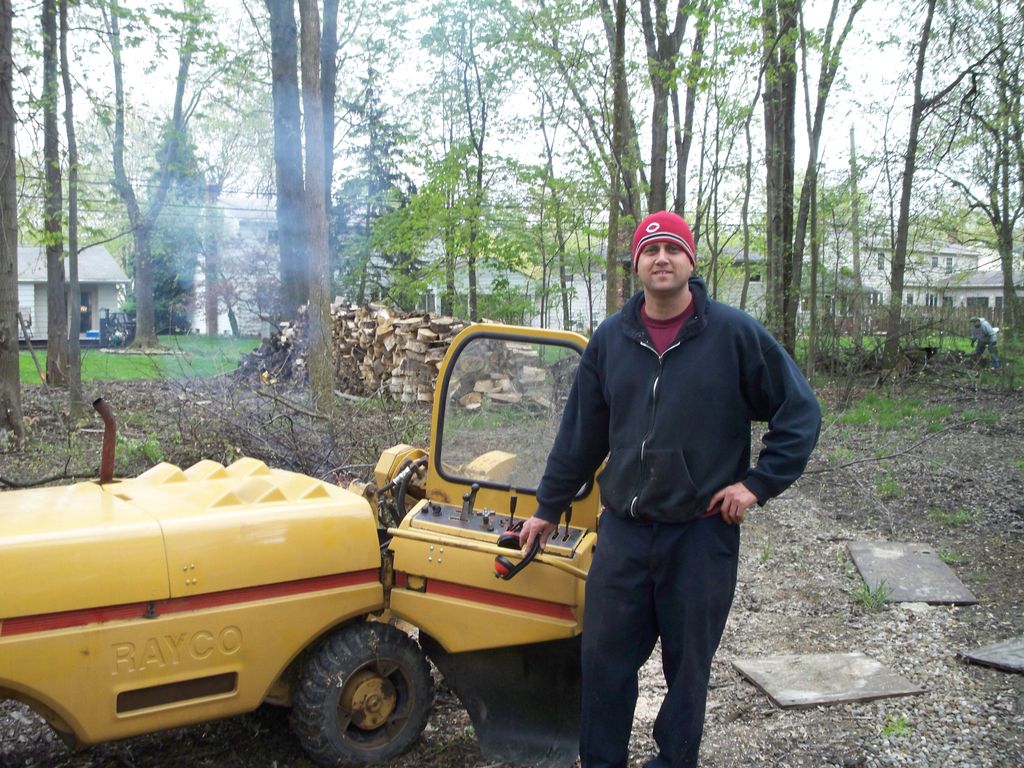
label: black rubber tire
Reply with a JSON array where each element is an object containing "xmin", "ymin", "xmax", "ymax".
[{"xmin": 291, "ymin": 622, "xmax": 433, "ymax": 767}]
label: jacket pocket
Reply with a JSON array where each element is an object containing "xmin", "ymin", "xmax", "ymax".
[
  {"xmin": 636, "ymin": 448, "xmax": 700, "ymax": 515},
  {"xmin": 596, "ymin": 446, "xmax": 635, "ymax": 513}
]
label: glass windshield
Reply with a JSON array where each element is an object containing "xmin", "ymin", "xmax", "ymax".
[{"xmin": 437, "ymin": 335, "xmax": 582, "ymax": 493}]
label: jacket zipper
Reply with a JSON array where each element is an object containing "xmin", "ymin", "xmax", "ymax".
[{"xmin": 630, "ymin": 339, "xmax": 681, "ymax": 517}]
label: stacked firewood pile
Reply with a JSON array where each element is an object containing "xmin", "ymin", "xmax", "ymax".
[
  {"xmin": 235, "ymin": 302, "xmax": 474, "ymax": 400},
  {"xmin": 330, "ymin": 302, "xmax": 469, "ymax": 402},
  {"xmin": 446, "ymin": 340, "xmax": 557, "ymax": 412}
]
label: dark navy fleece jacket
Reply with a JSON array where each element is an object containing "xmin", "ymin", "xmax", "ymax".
[{"xmin": 535, "ymin": 279, "xmax": 821, "ymax": 524}]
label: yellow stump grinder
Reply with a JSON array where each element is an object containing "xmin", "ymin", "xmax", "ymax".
[{"xmin": 0, "ymin": 324, "xmax": 598, "ymax": 767}]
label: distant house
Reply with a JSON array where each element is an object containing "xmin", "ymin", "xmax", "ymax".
[
  {"xmin": 862, "ymin": 241, "xmax": 1022, "ymax": 311},
  {"xmin": 17, "ymin": 245, "xmax": 128, "ymax": 340}
]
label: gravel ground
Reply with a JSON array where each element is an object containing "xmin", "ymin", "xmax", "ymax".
[{"xmin": 1, "ymin": 377, "xmax": 1022, "ymax": 767}]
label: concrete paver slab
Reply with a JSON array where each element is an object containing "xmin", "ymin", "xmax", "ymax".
[
  {"xmin": 961, "ymin": 636, "xmax": 1024, "ymax": 673},
  {"xmin": 732, "ymin": 652, "xmax": 925, "ymax": 708},
  {"xmin": 847, "ymin": 540, "xmax": 978, "ymax": 605}
]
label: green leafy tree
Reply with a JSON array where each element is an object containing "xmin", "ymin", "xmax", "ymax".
[
  {"xmin": 787, "ymin": 0, "xmax": 865, "ymax": 353},
  {"xmin": 101, "ymin": 0, "xmax": 208, "ymax": 348},
  {"xmin": 420, "ymin": 0, "xmax": 518, "ymax": 320},
  {"xmin": 939, "ymin": 0, "xmax": 1023, "ymax": 336},
  {"xmin": 333, "ymin": 61, "xmax": 416, "ymax": 305},
  {"xmin": 148, "ymin": 134, "xmax": 205, "ymax": 334}
]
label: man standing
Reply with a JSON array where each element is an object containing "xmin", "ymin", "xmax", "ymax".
[
  {"xmin": 969, "ymin": 316, "xmax": 999, "ymax": 370},
  {"xmin": 519, "ymin": 212, "xmax": 821, "ymax": 768}
]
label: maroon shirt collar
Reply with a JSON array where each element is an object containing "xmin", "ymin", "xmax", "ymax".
[{"xmin": 640, "ymin": 300, "xmax": 695, "ymax": 355}]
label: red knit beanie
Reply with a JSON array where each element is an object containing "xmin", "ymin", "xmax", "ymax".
[{"xmin": 632, "ymin": 211, "xmax": 695, "ymax": 271}]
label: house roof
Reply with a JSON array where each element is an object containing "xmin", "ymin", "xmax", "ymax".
[
  {"xmin": 901, "ymin": 269, "xmax": 1024, "ymax": 290},
  {"xmin": 17, "ymin": 245, "xmax": 129, "ymax": 284},
  {"xmin": 865, "ymin": 240, "xmax": 990, "ymax": 259},
  {"xmin": 933, "ymin": 270, "xmax": 1023, "ymax": 290}
]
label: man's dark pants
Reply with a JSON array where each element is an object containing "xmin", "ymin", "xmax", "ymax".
[{"xmin": 579, "ymin": 511, "xmax": 740, "ymax": 768}]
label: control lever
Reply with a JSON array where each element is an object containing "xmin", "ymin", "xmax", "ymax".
[
  {"xmin": 460, "ymin": 482, "xmax": 480, "ymax": 522},
  {"xmin": 494, "ymin": 527, "xmax": 541, "ymax": 580},
  {"xmin": 562, "ymin": 505, "xmax": 573, "ymax": 541}
]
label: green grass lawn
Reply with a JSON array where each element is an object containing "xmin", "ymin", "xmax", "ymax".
[{"xmin": 20, "ymin": 335, "xmax": 261, "ymax": 383}]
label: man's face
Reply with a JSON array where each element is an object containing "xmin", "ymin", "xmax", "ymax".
[{"xmin": 636, "ymin": 240, "xmax": 694, "ymax": 296}]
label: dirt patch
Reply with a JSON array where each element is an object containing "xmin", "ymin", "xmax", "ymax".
[{"xmin": 1, "ymin": 376, "xmax": 1022, "ymax": 767}]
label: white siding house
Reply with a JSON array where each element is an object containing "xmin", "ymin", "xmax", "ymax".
[
  {"xmin": 16, "ymin": 245, "xmax": 128, "ymax": 340},
  {"xmin": 862, "ymin": 241, "xmax": 1021, "ymax": 310}
]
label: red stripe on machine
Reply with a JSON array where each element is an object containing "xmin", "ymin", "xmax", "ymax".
[
  {"xmin": 0, "ymin": 570, "xmax": 380, "ymax": 637},
  {"xmin": 421, "ymin": 578, "xmax": 575, "ymax": 621}
]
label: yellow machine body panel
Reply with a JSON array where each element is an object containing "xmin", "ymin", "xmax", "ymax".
[
  {"xmin": 1, "ymin": 481, "xmax": 170, "ymax": 618},
  {"xmin": 111, "ymin": 458, "xmax": 382, "ymax": 596},
  {"xmin": 0, "ymin": 584, "xmax": 382, "ymax": 744},
  {"xmin": 388, "ymin": 519, "xmax": 595, "ymax": 652},
  {"xmin": 0, "ymin": 458, "xmax": 385, "ymax": 745}
]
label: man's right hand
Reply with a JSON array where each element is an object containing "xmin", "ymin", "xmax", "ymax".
[{"xmin": 518, "ymin": 515, "xmax": 557, "ymax": 554}]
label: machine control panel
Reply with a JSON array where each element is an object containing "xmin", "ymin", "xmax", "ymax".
[{"xmin": 410, "ymin": 500, "xmax": 586, "ymax": 553}]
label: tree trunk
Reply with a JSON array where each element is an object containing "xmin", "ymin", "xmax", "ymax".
[
  {"xmin": 0, "ymin": 0, "xmax": 23, "ymax": 440},
  {"xmin": 460, "ymin": 18, "xmax": 486, "ymax": 322},
  {"xmin": 297, "ymin": 0, "xmax": 333, "ymax": 407},
  {"xmin": 761, "ymin": 0, "xmax": 800, "ymax": 348},
  {"xmin": 740, "ymin": 93, "xmax": 757, "ymax": 313},
  {"xmin": 639, "ymin": 0, "xmax": 691, "ymax": 213},
  {"xmin": 266, "ymin": 0, "xmax": 308, "ymax": 320},
  {"xmin": 807, "ymin": 172, "xmax": 819, "ymax": 378},
  {"xmin": 42, "ymin": 0, "xmax": 67, "ymax": 386},
  {"xmin": 598, "ymin": 0, "xmax": 644, "ymax": 227},
  {"xmin": 605, "ymin": 0, "xmax": 627, "ymax": 316},
  {"xmin": 883, "ymin": 0, "xmax": 936, "ymax": 368},
  {"xmin": 226, "ymin": 304, "xmax": 240, "ymax": 337},
  {"xmin": 320, "ymin": 0, "xmax": 339, "ymax": 211},
  {"xmin": 60, "ymin": 0, "xmax": 83, "ymax": 415},
  {"xmin": 671, "ymin": 3, "xmax": 707, "ymax": 214},
  {"xmin": 204, "ymin": 185, "xmax": 221, "ymax": 336},
  {"xmin": 555, "ymin": 207, "xmax": 570, "ymax": 330},
  {"xmin": 108, "ymin": 0, "xmax": 147, "ymax": 345},
  {"xmin": 993, "ymin": 2, "xmax": 1021, "ymax": 336},
  {"xmin": 849, "ymin": 125, "xmax": 863, "ymax": 351}
]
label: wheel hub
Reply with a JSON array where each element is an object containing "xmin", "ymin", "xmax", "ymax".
[{"xmin": 341, "ymin": 669, "xmax": 398, "ymax": 730}]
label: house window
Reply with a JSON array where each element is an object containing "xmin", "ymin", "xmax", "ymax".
[
  {"xmin": 942, "ymin": 296, "xmax": 953, "ymax": 308},
  {"xmin": 945, "ymin": 257, "xmax": 953, "ymax": 273},
  {"xmin": 80, "ymin": 288, "xmax": 97, "ymax": 333},
  {"xmin": 966, "ymin": 297, "xmax": 989, "ymax": 309},
  {"xmin": 931, "ymin": 256, "xmax": 938, "ymax": 268},
  {"xmin": 995, "ymin": 296, "xmax": 1003, "ymax": 310},
  {"xmin": 906, "ymin": 293, "xmax": 914, "ymax": 305},
  {"xmin": 877, "ymin": 254, "xmax": 885, "ymax": 271},
  {"xmin": 925, "ymin": 293, "xmax": 938, "ymax": 307}
]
